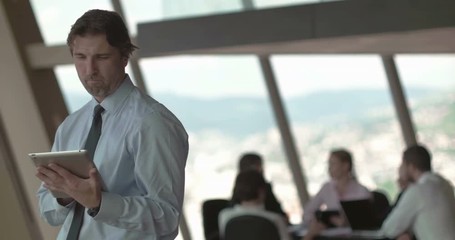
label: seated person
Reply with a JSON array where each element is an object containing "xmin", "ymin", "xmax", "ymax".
[
  {"xmin": 231, "ymin": 152, "xmax": 289, "ymax": 223},
  {"xmin": 382, "ymin": 145, "xmax": 455, "ymax": 240},
  {"xmin": 393, "ymin": 163, "xmax": 411, "ymax": 209},
  {"xmin": 302, "ymin": 149, "xmax": 371, "ymax": 239},
  {"xmin": 219, "ymin": 170, "xmax": 291, "ymax": 240},
  {"xmin": 388, "ymin": 163, "xmax": 414, "ymax": 240}
]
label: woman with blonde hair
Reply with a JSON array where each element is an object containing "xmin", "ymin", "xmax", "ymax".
[{"xmin": 302, "ymin": 149, "xmax": 371, "ymax": 239}]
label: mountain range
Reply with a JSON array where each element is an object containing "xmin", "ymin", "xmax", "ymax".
[{"xmin": 156, "ymin": 88, "xmax": 432, "ymax": 137}]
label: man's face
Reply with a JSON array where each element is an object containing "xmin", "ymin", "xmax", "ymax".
[
  {"xmin": 397, "ymin": 163, "xmax": 410, "ymax": 189},
  {"xmin": 402, "ymin": 160, "xmax": 416, "ymax": 183},
  {"xmin": 72, "ymin": 34, "xmax": 128, "ymax": 102}
]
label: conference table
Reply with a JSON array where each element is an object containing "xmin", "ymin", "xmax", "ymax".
[
  {"xmin": 292, "ymin": 226, "xmax": 392, "ymax": 240},
  {"xmin": 315, "ymin": 234, "xmax": 391, "ymax": 240}
]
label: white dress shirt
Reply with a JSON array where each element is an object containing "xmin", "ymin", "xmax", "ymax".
[
  {"xmin": 219, "ymin": 205, "xmax": 291, "ymax": 240},
  {"xmin": 382, "ymin": 172, "xmax": 455, "ymax": 240},
  {"xmin": 302, "ymin": 179, "xmax": 371, "ymax": 225},
  {"xmin": 37, "ymin": 75, "xmax": 189, "ymax": 240}
]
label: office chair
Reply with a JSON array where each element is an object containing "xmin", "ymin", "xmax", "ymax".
[
  {"xmin": 224, "ymin": 215, "xmax": 281, "ymax": 240},
  {"xmin": 202, "ymin": 199, "xmax": 230, "ymax": 240},
  {"xmin": 371, "ymin": 190, "xmax": 391, "ymax": 227}
]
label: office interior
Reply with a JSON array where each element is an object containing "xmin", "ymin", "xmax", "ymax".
[{"xmin": 1, "ymin": 0, "xmax": 454, "ymax": 239}]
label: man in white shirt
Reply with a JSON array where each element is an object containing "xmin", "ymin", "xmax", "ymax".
[
  {"xmin": 382, "ymin": 145, "xmax": 455, "ymax": 240},
  {"xmin": 35, "ymin": 9, "xmax": 188, "ymax": 240}
]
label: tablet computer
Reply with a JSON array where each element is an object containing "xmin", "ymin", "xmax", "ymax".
[{"xmin": 29, "ymin": 149, "xmax": 92, "ymax": 198}]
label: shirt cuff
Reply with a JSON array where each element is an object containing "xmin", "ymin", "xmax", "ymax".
[
  {"xmin": 92, "ymin": 191, "xmax": 123, "ymax": 222},
  {"xmin": 53, "ymin": 198, "xmax": 74, "ymax": 214}
]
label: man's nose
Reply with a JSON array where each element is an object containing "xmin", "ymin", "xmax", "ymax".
[{"xmin": 86, "ymin": 59, "xmax": 98, "ymax": 74}]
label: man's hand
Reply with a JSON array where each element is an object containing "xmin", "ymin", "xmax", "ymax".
[{"xmin": 36, "ymin": 163, "xmax": 102, "ymax": 208}]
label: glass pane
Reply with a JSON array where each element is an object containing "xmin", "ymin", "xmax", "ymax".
[
  {"xmin": 397, "ymin": 54, "xmax": 455, "ymax": 186},
  {"xmin": 272, "ymin": 55, "xmax": 405, "ymax": 205},
  {"xmin": 140, "ymin": 55, "xmax": 299, "ymax": 238},
  {"xmin": 121, "ymin": 0, "xmax": 243, "ymax": 35},
  {"xmin": 29, "ymin": 0, "xmax": 113, "ymax": 45},
  {"xmin": 120, "ymin": 0, "xmax": 163, "ymax": 35},
  {"xmin": 54, "ymin": 65, "xmax": 91, "ymax": 113},
  {"xmin": 253, "ymin": 0, "xmax": 339, "ymax": 9}
]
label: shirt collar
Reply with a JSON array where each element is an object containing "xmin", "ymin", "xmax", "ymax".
[
  {"xmin": 417, "ymin": 171, "xmax": 432, "ymax": 184},
  {"xmin": 90, "ymin": 74, "xmax": 134, "ymax": 114}
]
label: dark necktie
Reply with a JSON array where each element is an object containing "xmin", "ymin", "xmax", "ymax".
[{"xmin": 67, "ymin": 105, "xmax": 104, "ymax": 240}]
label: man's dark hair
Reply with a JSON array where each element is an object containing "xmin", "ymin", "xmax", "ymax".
[
  {"xmin": 330, "ymin": 148, "xmax": 353, "ymax": 172},
  {"xmin": 232, "ymin": 170, "xmax": 266, "ymax": 203},
  {"xmin": 238, "ymin": 152, "xmax": 263, "ymax": 172},
  {"xmin": 67, "ymin": 9, "xmax": 137, "ymax": 58},
  {"xmin": 403, "ymin": 144, "xmax": 432, "ymax": 172}
]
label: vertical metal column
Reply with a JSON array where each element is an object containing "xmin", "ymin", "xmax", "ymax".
[
  {"xmin": 111, "ymin": 1, "xmax": 191, "ymax": 239},
  {"xmin": 242, "ymin": 0, "xmax": 310, "ymax": 207},
  {"xmin": 381, "ymin": 55, "xmax": 418, "ymax": 147},
  {"xmin": 242, "ymin": 0, "xmax": 309, "ymax": 208},
  {"xmin": 259, "ymin": 56, "xmax": 310, "ymax": 206}
]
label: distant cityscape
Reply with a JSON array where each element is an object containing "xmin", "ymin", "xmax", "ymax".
[{"xmin": 177, "ymin": 87, "xmax": 455, "ymax": 237}]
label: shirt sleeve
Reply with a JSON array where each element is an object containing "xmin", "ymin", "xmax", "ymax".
[
  {"xmin": 92, "ymin": 111, "xmax": 189, "ymax": 237},
  {"xmin": 36, "ymin": 125, "xmax": 73, "ymax": 226},
  {"xmin": 37, "ymin": 185, "xmax": 74, "ymax": 226},
  {"xmin": 302, "ymin": 183, "xmax": 328, "ymax": 225},
  {"xmin": 381, "ymin": 185, "xmax": 419, "ymax": 238}
]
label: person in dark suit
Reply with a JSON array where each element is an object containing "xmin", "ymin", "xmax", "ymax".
[{"xmin": 231, "ymin": 152, "xmax": 289, "ymax": 224}]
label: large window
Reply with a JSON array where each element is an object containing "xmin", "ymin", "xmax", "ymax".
[
  {"xmin": 397, "ymin": 54, "xmax": 455, "ymax": 185},
  {"xmin": 272, "ymin": 55, "xmax": 406, "ymax": 204},
  {"xmin": 140, "ymin": 55, "xmax": 297, "ymax": 238},
  {"xmin": 254, "ymin": 0, "xmax": 329, "ymax": 9},
  {"xmin": 121, "ymin": 0, "xmax": 243, "ymax": 35}
]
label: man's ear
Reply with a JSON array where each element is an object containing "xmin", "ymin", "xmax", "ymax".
[
  {"xmin": 122, "ymin": 57, "xmax": 129, "ymax": 67},
  {"xmin": 343, "ymin": 162, "xmax": 351, "ymax": 173},
  {"xmin": 405, "ymin": 163, "xmax": 416, "ymax": 182}
]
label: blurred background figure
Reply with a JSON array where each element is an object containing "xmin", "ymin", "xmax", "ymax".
[
  {"xmin": 232, "ymin": 152, "xmax": 289, "ymax": 223},
  {"xmin": 382, "ymin": 144, "xmax": 455, "ymax": 240},
  {"xmin": 393, "ymin": 163, "xmax": 411, "ymax": 209},
  {"xmin": 301, "ymin": 149, "xmax": 371, "ymax": 239},
  {"xmin": 219, "ymin": 170, "xmax": 291, "ymax": 240}
]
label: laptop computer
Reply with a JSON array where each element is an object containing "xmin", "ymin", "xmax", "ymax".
[
  {"xmin": 340, "ymin": 199, "xmax": 380, "ymax": 231},
  {"xmin": 339, "ymin": 199, "xmax": 388, "ymax": 238}
]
